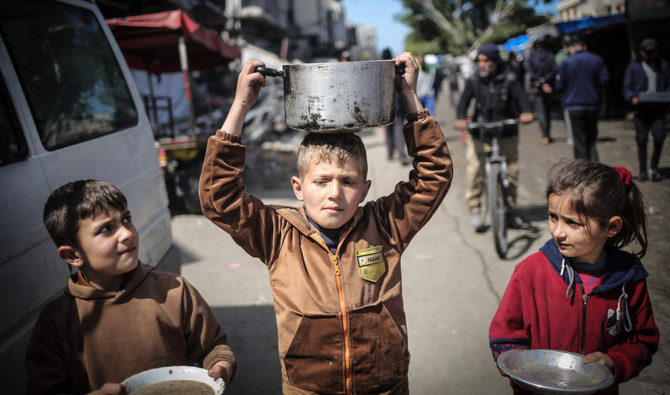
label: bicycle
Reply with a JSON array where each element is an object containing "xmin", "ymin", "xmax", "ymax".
[{"xmin": 466, "ymin": 119, "xmax": 519, "ymax": 258}]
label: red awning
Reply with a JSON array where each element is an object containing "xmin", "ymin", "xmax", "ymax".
[{"xmin": 107, "ymin": 10, "xmax": 241, "ymax": 73}]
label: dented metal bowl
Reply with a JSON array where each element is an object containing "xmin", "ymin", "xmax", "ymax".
[{"xmin": 497, "ymin": 349, "xmax": 614, "ymax": 395}]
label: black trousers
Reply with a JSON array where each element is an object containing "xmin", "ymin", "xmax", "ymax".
[
  {"xmin": 385, "ymin": 115, "xmax": 408, "ymax": 162},
  {"xmin": 533, "ymin": 90, "xmax": 553, "ymax": 139},
  {"xmin": 634, "ymin": 108, "xmax": 666, "ymax": 172},
  {"xmin": 568, "ymin": 110, "xmax": 599, "ymax": 161}
]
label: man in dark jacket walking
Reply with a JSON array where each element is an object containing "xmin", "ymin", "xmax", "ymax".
[
  {"xmin": 623, "ymin": 38, "xmax": 670, "ymax": 181},
  {"xmin": 526, "ymin": 36, "xmax": 557, "ymax": 144},
  {"xmin": 555, "ymin": 37, "xmax": 609, "ymax": 160},
  {"xmin": 455, "ymin": 43, "xmax": 533, "ymax": 231}
]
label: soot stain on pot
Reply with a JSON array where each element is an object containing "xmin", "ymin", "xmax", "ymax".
[
  {"xmin": 351, "ymin": 101, "xmax": 367, "ymax": 124},
  {"xmin": 296, "ymin": 96, "xmax": 328, "ymax": 131},
  {"xmin": 296, "ymin": 113, "xmax": 325, "ymax": 131}
]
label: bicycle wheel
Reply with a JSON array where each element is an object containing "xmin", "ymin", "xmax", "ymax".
[
  {"xmin": 488, "ymin": 163, "xmax": 509, "ymax": 257},
  {"xmin": 478, "ymin": 176, "xmax": 489, "ymax": 230}
]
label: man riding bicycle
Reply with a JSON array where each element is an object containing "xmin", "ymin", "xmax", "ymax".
[{"xmin": 454, "ymin": 43, "xmax": 534, "ymax": 231}]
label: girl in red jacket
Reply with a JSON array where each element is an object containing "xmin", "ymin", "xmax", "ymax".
[{"xmin": 489, "ymin": 159, "xmax": 659, "ymax": 394}]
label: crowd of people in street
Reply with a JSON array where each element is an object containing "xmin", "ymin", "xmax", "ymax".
[{"xmin": 438, "ymin": 34, "xmax": 669, "ymax": 233}]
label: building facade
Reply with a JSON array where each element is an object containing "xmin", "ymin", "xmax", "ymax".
[{"xmin": 556, "ymin": 0, "xmax": 624, "ymax": 20}]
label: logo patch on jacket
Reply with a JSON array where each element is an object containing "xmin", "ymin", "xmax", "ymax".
[{"xmin": 356, "ymin": 245, "xmax": 386, "ymax": 282}]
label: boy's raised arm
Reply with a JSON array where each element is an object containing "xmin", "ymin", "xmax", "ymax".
[
  {"xmin": 220, "ymin": 59, "xmax": 267, "ymax": 137},
  {"xmin": 394, "ymin": 52, "xmax": 423, "ymax": 116}
]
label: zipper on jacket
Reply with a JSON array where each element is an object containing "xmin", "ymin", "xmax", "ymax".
[
  {"xmin": 310, "ymin": 229, "xmax": 353, "ymax": 395},
  {"xmin": 580, "ymin": 284, "xmax": 588, "ymax": 355},
  {"xmin": 335, "ymin": 226, "xmax": 354, "ymax": 395},
  {"xmin": 332, "ymin": 254, "xmax": 352, "ymax": 395}
]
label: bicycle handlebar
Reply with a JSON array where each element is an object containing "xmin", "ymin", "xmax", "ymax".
[{"xmin": 466, "ymin": 119, "xmax": 519, "ymax": 130}]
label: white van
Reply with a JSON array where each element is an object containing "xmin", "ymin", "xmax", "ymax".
[{"xmin": 0, "ymin": 0, "xmax": 180, "ymax": 391}]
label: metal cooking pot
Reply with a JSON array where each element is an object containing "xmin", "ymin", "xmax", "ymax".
[{"xmin": 256, "ymin": 60, "xmax": 398, "ymax": 132}]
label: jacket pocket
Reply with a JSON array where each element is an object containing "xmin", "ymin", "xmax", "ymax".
[
  {"xmin": 349, "ymin": 302, "xmax": 409, "ymax": 393},
  {"xmin": 284, "ymin": 314, "xmax": 346, "ymax": 393}
]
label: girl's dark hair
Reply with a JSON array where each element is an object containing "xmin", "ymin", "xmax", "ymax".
[
  {"xmin": 43, "ymin": 180, "xmax": 127, "ymax": 247},
  {"xmin": 545, "ymin": 159, "xmax": 648, "ymax": 257}
]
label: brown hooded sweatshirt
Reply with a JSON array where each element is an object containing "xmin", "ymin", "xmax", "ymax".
[
  {"xmin": 25, "ymin": 264, "xmax": 236, "ymax": 394},
  {"xmin": 200, "ymin": 110, "xmax": 452, "ymax": 394}
]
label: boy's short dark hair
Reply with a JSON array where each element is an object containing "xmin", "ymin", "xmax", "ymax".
[
  {"xmin": 296, "ymin": 132, "xmax": 368, "ymax": 179},
  {"xmin": 43, "ymin": 180, "xmax": 127, "ymax": 247}
]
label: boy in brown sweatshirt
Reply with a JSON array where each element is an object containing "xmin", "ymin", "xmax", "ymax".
[
  {"xmin": 199, "ymin": 52, "xmax": 453, "ymax": 394},
  {"xmin": 26, "ymin": 180, "xmax": 236, "ymax": 394}
]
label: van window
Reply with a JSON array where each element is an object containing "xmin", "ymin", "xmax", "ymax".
[
  {"xmin": 0, "ymin": 0, "xmax": 138, "ymax": 150},
  {"xmin": 0, "ymin": 79, "xmax": 27, "ymax": 165}
]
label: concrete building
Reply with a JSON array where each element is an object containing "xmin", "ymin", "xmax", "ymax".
[
  {"xmin": 232, "ymin": 0, "xmax": 347, "ymax": 61},
  {"xmin": 291, "ymin": 0, "xmax": 347, "ymax": 59},
  {"xmin": 350, "ymin": 24, "xmax": 378, "ymax": 60},
  {"xmin": 556, "ymin": 0, "xmax": 625, "ymax": 20}
]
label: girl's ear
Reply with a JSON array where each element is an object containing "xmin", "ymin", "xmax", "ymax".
[
  {"xmin": 291, "ymin": 176, "xmax": 304, "ymax": 201},
  {"xmin": 58, "ymin": 245, "xmax": 84, "ymax": 268},
  {"xmin": 607, "ymin": 216, "xmax": 623, "ymax": 237}
]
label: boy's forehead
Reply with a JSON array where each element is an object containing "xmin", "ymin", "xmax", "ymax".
[
  {"xmin": 85, "ymin": 205, "xmax": 129, "ymax": 220},
  {"xmin": 306, "ymin": 157, "xmax": 366, "ymax": 176}
]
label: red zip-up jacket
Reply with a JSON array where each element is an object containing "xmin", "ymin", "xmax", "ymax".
[{"xmin": 489, "ymin": 239, "xmax": 659, "ymax": 394}]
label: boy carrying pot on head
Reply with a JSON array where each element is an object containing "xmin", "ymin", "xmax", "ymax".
[
  {"xmin": 199, "ymin": 52, "xmax": 453, "ymax": 394},
  {"xmin": 26, "ymin": 180, "xmax": 236, "ymax": 394}
]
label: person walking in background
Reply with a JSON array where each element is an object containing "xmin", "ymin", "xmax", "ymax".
[
  {"xmin": 555, "ymin": 34, "xmax": 574, "ymax": 145},
  {"xmin": 416, "ymin": 54, "xmax": 437, "ymax": 115},
  {"xmin": 445, "ymin": 55, "xmax": 462, "ymax": 110},
  {"xmin": 433, "ymin": 56, "xmax": 447, "ymax": 104},
  {"xmin": 623, "ymin": 38, "xmax": 670, "ymax": 182},
  {"xmin": 382, "ymin": 48, "xmax": 410, "ymax": 165},
  {"xmin": 554, "ymin": 34, "xmax": 572, "ymax": 66},
  {"xmin": 507, "ymin": 51, "xmax": 526, "ymax": 89},
  {"xmin": 455, "ymin": 43, "xmax": 534, "ymax": 231},
  {"xmin": 555, "ymin": 36, "xmax": 609, "ymax": 161},
  {"xmin": 526, "ymin": 36, "xmax": 558, "ymax": 144}
]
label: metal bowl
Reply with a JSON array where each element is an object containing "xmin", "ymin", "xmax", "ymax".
[
  {"xmin": 497, "ymin": 349, "xmax": 614, "ymax": 395},
  {"xmin": 122, "ymin": 366, "xmax": 224, "ymax": 394}
]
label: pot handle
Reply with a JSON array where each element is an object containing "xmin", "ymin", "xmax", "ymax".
[
  {"xmin": 257, "ymin": 65, "xmax": 403, "ymax": 77},
  {"xmin": 255, "ymin": 66, "xmax": 285, "ymax": 78}
]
